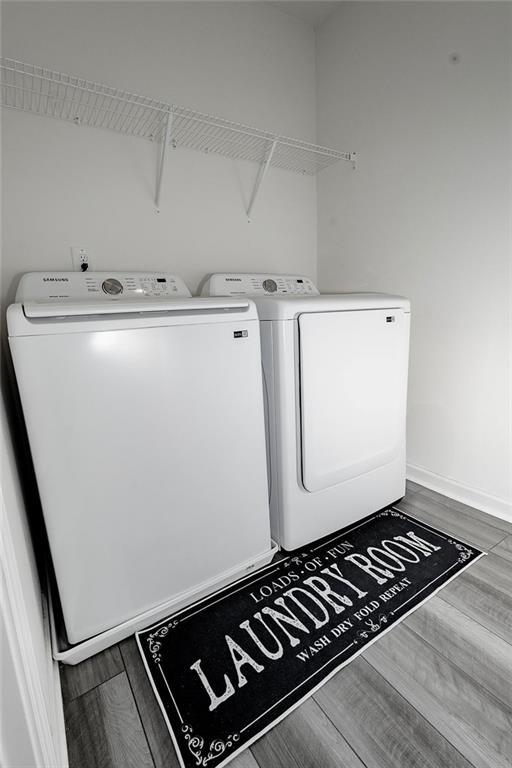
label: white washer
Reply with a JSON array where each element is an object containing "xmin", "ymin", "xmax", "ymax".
[
  {"xmin": 202, "ymin": 273, "xmax": 411, "ymax": 550},
  {"xmin": 8, "ymin": 272, "xmax": 275, "ymax": 658}
]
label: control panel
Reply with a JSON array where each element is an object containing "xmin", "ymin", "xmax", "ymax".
[
  {"xmin": 16, "ymin": 272, "xmax": 192, "ymax": 303},
  {"xmin": 202, "ymin": 273, "xmax": 319, "ymax": 297}
]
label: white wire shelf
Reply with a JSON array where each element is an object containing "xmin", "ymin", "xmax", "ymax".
[{"xmin": 1, "ymin": 58, "xmax": 355, "ymax": 213}]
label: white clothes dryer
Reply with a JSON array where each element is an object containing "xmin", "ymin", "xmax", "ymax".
[
  {"xmin": 202, "ymin": 273, "xmax": 410, "ymax": 551},
  {"xmin": 8, "ymin": 272, "xmax": 275, "ymax": 660}
]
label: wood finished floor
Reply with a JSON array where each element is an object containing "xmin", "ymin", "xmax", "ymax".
[{"xmin": 61, "ymin": 483, "xmax": 512, "ymax": 768}]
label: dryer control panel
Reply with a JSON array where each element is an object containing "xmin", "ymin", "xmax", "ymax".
[
  {"xmin": 202, "ymin": 273, "xmax": 319, "ymax": 297},
  {"xmin": 15, "ymin": 272, "xmax": 192, "ymax": 303}
]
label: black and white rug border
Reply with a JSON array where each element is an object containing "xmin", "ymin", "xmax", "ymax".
[{"xmin": 135, "ymin": 507, "xmax": 486, "ymax": 768}]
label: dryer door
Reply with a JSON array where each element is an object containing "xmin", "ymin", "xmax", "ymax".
[{"xmin": 298, "ymin": 308, "xmax": 409, "ymax": 493}]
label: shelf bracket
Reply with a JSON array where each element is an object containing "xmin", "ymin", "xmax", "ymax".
[
  {"xmin": 247, "ymin": 138, "xmax": 277, "ymax": 221},
  {"xmin": 155, "ymin": 109, "xmax": 174, "ymax": 211}
]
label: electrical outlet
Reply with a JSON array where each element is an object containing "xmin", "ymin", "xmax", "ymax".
[{"xmin": 71, "ymin": 246, "xmax": 91, "ymax": 272}]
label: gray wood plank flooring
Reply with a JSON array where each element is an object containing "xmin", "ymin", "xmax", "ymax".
[
  {"xmin": 61, "ymin": 485, "xmax": 512, "ymax": 768},
  {"xmin": 315, "ymin": 656, "xmax": 477, "ymax": 768},
  {"xmin": 437, "ymin": 565, "xmax": 512, "ymax": 644},
  {"xmin": 63, "ymin": 673, "xmax": 154, "ymax": 768},
  {"xmin": 492, "ymin": 534, "xmax": 512, "ymax": 562},
  {"xmin": 402, "ymin": 596, "xmax": 512, "ymax": 709},
  {"xmin": 60, "ymin": 645, "xmax": 124, "ymax": 702},
  {"xmin": 251, "ymin": 697, "xmax": 366, "ymax": 768},
  {"xmin": 363, "ymin": 624, "xmax": 512, "ymax": 768}
]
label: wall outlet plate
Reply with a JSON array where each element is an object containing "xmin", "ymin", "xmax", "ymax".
[{"xmin": 71, "ymin": 246, "xmax": 91, "ymax": 272}]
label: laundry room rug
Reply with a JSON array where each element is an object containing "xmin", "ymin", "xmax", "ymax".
[{"xmin": 136, "ymin": 508, "xmax": 484, "ymax": 768}]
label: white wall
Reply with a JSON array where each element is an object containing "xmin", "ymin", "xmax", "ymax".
[
  {"xmin": 1, "ymin": 1, "xmax": 317, "ymax": 305},
  {"xmin": 317, "ymin": 2, "xmax": 512, "ymax": 514}
]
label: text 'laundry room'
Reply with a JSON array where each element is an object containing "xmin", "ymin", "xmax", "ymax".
[{"xmin": 1, "ymin": 3, "xmax": 511, "ymax": 768}]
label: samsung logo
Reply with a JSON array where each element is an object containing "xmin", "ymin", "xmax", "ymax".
[
  {"xmin": 43, "ymin": 277, "xmax": 69, "ymax": 282},
  {"xmin": 226, "ymin": 278, "xmax": 242, "ymax": 282}
]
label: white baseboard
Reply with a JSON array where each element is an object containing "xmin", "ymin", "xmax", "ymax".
[{"xmin": 406, "ymin": 464, "xmax": 512, "ymax": 524}]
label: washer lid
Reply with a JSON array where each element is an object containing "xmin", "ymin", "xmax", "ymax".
[
  {"xmin": 8, "ymin": 272, "xmax": 256, "ymax": 336},
  {"xmin": 8, "ymin": 298, "xmax": 256, "ymax": 336}
]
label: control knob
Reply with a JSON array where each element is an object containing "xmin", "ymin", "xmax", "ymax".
[
  {"xmin": 102, "ymin": 278, "xmax": 123, "ymax": 296},
  {"xmin": 262, "ymin": 279, "xmax": 277, "ymax": 293}
]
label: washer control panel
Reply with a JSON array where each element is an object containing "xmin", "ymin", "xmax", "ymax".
[
  {"xmin": 203, "ymin": 273, "xmax": 319, "ymax": 297},
  {"xmin": 16, "ymin": 272, "xmax": 192, "ymax": 302}
]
